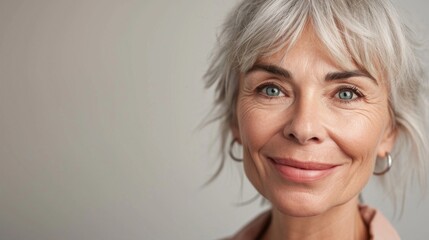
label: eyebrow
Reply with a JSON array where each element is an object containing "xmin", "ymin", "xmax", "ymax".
[
  {"xmin": 325, "ymin": 70, "xmax": 377, "ymax": 85},
  {"xmin": 246, "ymin": 64, "xmax": 291, "ymax": 79},
  {"xmin": 246, "ymin": 63, "xmax": 377, "ymax": 85}
]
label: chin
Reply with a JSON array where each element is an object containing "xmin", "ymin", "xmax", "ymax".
[{"xmin": 267, "ymin": 191, "xmax": 333, "ymax": 217}]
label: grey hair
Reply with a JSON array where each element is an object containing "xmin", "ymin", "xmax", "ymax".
[{"xmin": 204, "ymin": 0, "xmax": 428, "ymax": 210}]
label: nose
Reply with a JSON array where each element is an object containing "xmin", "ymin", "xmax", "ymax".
[{"xmin": 283, "ymin": 95, "xmax": 326, "ymax": 145}]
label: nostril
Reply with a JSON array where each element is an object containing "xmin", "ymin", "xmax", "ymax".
[
  {"xmin": 288, "ymin": 133, "xmax": 297, "ymax": 140},
  {"xmin": 287, "ymin": 132, "xmax": 320, "ymax": 144},
  {"xmin": 284, "ymin": 118, "xmax": 325, "ymax": 144}
]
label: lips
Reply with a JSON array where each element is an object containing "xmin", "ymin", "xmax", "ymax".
[
  {"xmin": 271, "ymin": 157, "xmax": 338, "ymax": 170},
  {"xmin": 269, "ymin": 157, "xmax": 340, "ymax": 183}
]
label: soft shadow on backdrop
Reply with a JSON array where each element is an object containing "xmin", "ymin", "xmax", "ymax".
[{"xmin": 0, "ymin": 0, "xmax": 428, "ymax": 239}]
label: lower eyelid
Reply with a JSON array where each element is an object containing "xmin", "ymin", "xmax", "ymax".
[
  {"xmin": 256, "ymin": 84, "xmax": 284, "ymax": 94},
  {"xmin": 331, "ymin": 87, "xmax": 367, "ymax": 104}
]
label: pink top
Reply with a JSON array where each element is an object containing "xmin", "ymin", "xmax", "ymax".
[{"xmin": 226, "ymin": 205, "xmax": 400, "ymax": 240}]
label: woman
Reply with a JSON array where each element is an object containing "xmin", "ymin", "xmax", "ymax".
[{"xmin": 205, "ymin": 0, "xmax": 428, "ymax": 239}]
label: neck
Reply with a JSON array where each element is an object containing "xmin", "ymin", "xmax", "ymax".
[{"xmin": 262, "ymin": 198, "xmax": 368, "ymax": 240}]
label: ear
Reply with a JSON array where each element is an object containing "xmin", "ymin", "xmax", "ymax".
[{"xmin": 377, "ymin": 125, "xmax": 398, "ymax": 157}]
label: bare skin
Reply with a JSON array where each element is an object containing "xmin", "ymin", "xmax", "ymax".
[
  {"xmin": 262, "ymin": 198, "xmax": 368, "ymax": 240},
  {"xmin": 231, "ymin": 25, "xmax": 396, "ymax": 240}
]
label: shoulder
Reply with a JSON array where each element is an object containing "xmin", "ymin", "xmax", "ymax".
[
  {"xmin": 359, "ymin": 205, "xmax": 401, "ymax": 240},
  {"xmin": 223, "ymin": 210, "xmax": 271, "ymax": 240},
  {"xmin": 224, "ymin": 206, "xmax": 400, "ymax": 240}
]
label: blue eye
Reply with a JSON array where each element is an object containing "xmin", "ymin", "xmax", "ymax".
[
  {"xmin": 261, "ymin": 85, "xmax": 282, "ymax": 96},
  {"xmin": 337, "ymin": 89, "xmax": 355, "ymax": 100}
]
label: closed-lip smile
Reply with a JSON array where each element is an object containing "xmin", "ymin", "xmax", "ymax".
[{"xmin": 269, "ymin": 157, "xmax": 341, "ymax": 183}]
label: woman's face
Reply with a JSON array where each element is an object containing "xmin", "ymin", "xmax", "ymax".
[{"xmin": 232, "ymin": 27, "xmax": 396, "ymax": 217}]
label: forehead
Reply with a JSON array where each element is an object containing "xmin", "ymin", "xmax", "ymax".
[
  {"xmin": 256, "ymin": 26, "xmax": 348, "ymax": 72},
  {"xmin": 251, "ymin": 24, "xmax": 382, "ymax": 85}
]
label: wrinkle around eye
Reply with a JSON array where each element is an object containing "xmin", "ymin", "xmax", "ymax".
[
  {"xmin": 237, "ymin": 92, "xmax": 292, "ymax": 125},
  {"xmin": 238, "ymin": 98, "xmax": 266, "ymax": 122},
  {"xmin": 336, "ymin": 108, "xmax": 389, "ymax": 140},
  {"xmin": 244, "ymin": 79, "xmax": 293, "ymax": 105}
]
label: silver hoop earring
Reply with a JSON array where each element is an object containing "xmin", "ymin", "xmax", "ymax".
[
  {"xmin": 229, "ymin": 139, "xmax": 243, "ymax": 162},
  {"xmin": 373, "ymin": 152, "xmax": 392, "ymax": 175}
]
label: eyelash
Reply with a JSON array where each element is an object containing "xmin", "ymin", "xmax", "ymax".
[
  {"xmin": 255, "ymin": 82, "xmax": 366, "ymax": 103},
  {"xmin": 334, "ymin": 85, "xmax": 365, "ymax": 103},
  {"xmin": 255, "ymin": 82, "xmax": 287, "ymax": 99}
]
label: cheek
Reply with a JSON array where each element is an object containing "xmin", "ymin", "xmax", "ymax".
[
  {"xmin": 236, "ymin": 99, "xmax": 284, "ymax": 151},
  {"xmin": 328, "ymin": 108, "xmax": 387, "ymax": 161},
  {"xmin": 236, "ymin": 99, "xmax": 285, "ymax": 194},
  {"xmin": 326, "ymin": 107, "xmax": 390, "ymax": 193},
  {"xmin": 321, "ymin": 108, "xmax": 391, "ymax": 201}
]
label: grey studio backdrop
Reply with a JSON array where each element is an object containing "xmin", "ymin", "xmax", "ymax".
[{"xmin": 0, "ymin": 0, "xmax": 428, "ymax": 239}]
